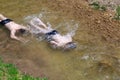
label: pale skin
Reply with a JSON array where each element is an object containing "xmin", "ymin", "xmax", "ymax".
[
  {"xmin": 29, "ymin": 18, "xmax": 72, "ymax": 48},
  {"xmin": 0, "ymin": 14, "xmax": 28, "ymax": 42},
  {"xmin": 0, "ymin": 14, "xmax": 73, "ymax": 47}
]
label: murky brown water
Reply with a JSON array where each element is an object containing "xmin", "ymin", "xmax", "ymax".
[{"xmin": 0, "ymin": 0, "xmax": 120, "ymax": 80}]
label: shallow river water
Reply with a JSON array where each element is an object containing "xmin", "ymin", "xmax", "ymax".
[{"xmin": 0, "ymin": 0, "xmax": 120, "ymax": 80}]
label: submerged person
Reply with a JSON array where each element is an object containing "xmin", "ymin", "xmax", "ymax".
[
  {"xmin": 0, "ymin": 14, "xmax": 76, "ymax": 50},
  {"xmin": 0, "ymin": 14, "xmax": 28, "ymax": 42},
  {"xmin": 29, "ymin": 18, "xmax": 76, "ymax": 50}
]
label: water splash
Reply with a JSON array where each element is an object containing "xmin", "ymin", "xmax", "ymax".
[
  {"xmin": 65, "ymin": 21, "xmax": 79, "ymax": 37},
  {"xmin": 24, "ymin": 9, "xmax": 79, "ymax": 41}
]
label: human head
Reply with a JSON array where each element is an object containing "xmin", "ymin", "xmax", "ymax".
[
  {"xmin": 18, "ymin": 29, "xmax": 26, "ymax": 34},
  {"xmin": 50, "ymin": 42, "xmax": 77, "ymax": 50},
  {"xmin": 63, "ymin": 42, "xmax": 77, "ymax": 50}
]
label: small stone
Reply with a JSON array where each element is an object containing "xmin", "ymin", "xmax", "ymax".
[{"xmin": 96, "ymin": 20, "xmax": 101, "ymax": 24}]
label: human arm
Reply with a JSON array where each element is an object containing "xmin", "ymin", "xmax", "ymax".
[
  {"xmin": 10, "ymin": 30, "xmax": 20, "ymax": 41},
  {"xmin": 10, "ymin": 30, "xmax": 27, "ymax": 42},
  {"xmin": 50, "ymin": 40, "xmax": 58, "ymax": 45},
  {"xmin": 49, "ymin": 40, "xmax": 59, "ymax": 49}
]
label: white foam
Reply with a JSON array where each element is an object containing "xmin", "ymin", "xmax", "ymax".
[{"xmin": 24, "ymin": 9, "xmax": 79, "ymax": 41}]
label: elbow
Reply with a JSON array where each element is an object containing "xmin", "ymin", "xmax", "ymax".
[{"xmin": 10, "ymin": 35, "xmax": 18, "ymax": 40}]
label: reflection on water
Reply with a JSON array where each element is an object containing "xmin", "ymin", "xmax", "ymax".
[{"xmin": 0, "ymin": 0, "xmax": 120, "ymax": 80}]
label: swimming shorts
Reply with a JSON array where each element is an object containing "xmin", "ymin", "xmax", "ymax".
[
  {"xmin": 0, "ymin": 19, "xmax": 13, "ymax": 25},
  {"xmin": 45, "ymin": 30, "xmax": 58, "ymax": 35},
  {"xmin": 45, "ymin": 30, "xmax": 58, "ymax": 42}
]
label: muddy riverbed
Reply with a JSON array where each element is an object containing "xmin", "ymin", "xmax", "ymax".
[{"xmin": 0, "ymin": 0, "xmax": 120, "ymax": 80}]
